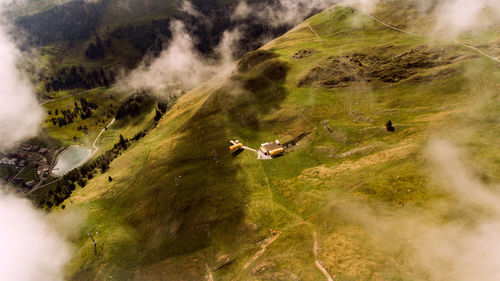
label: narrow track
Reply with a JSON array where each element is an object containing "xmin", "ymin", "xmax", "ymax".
[
  {"xmin": 206, "ymin": 263, "xmax": 214, "ymax": 281},
  {"xmin": 39, "ymin": 88, "xmax": 103, "ymax": 105},
  {"xmin": 363, "ymin": 12, "xmax": 499, "ymax": 63},
  {"xmin": 307, "ymin": 23, "xmax": 321, "ymax": 39},
  {"xmin": 454, "ymin": 40, "xmax": 500, "ymax": 63},
  {"xmin": 90, "ymin": 118, "xmax": 115, "ymax": 158},
  {"xmin": 313, "ymin": 231, "xmax": 334, "ymax": 281},
  {"xmin": 243, "ymin": 233, "xmax": 281, "ymax": 270}
]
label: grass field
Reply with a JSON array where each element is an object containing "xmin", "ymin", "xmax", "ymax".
[
  {"xmin": 47, "ymin": 5, "xmax": 500, "ymax": 281},
  {"xmin": 42, "ymin": 88, "xmax": 121, "ymax": 146}
]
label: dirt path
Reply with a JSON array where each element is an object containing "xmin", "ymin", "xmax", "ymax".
[
  {"xmin": 242, "ymin": 146, "xmax": 257, "ymax": 153},
  {"xmin": 7, "ymin": 155, "xmax": 43, "ymax": 186},
  {"xmin": 363, "ymin": 12, "xmax": 499, "ymax": 63},
  {"xmin": 241, "ymin": 226, "xmax": 334, "ymax": 281},
  {"xmin": 363, "ymin": 13, "xmax": 418, "ymax": 36},
  {"xmin": 39, "ymin": 88, "xmax": 103, "ymax": 105},
  {"xmin": 205, "ymin": 263, "xmax": 214, "ymax": 281},
  {"xmin": 7, "ymin": 166, "xmax": 28, "ymax": 185},
  {"xmin": 91, "ymin": 118, "xmax": 115, "ymax": 158},
  {"xmin": 243, "ymin": 233, "xmax": 281, "ymax": 270},
  {"xmin": 313, "ymin": 231, "xmax": 334, "ymax": 281},
  {"xmin": 307, "ymin": 23, "xmax": 321, "ymax": 39},
  {"xmin": 454, "ymin": 41, "xmax": 500, "ymax": 63},
  {"xmin": 242, "ymin": 146, "xmax": 273, "ymax": 160}
]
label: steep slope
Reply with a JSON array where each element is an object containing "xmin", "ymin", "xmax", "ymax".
[{"xmin": 63, "ymin": 5, "xmax": 500, "ymax": 281}]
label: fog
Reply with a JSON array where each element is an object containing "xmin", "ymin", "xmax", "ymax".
[
  {"xmin": 433, "ymin": 0, "xmax": 500, "ymax": 36},
  {"xmin": 348, "ymin": 0, "xmax": 500, "ymax": 36},
  {"xmin": 330, "ymin": 139, "xmax": 500, "ymax": 280},
  {"xmin": 233, "ymin": 0, "xmax": 337, "ymax": 27},
  {"xmin": 0, "ymin": 190, "xmax": 73, "ymax": 281},
  {"xmin": 410, "ymin": 140, "xmax": 500, "ymax": 280},
  {"xmin": 118, "ymin": 20, "xmax": 240, "ymax": 93},
  {"xmin": 0, "ymin": 2, "xmax": 74, "ymax": 281},
  {"xmin": 0, "ymin": 20, "xmax": 43, "ymax": 150},
  {"xmin": 120, "ymin": 0, "xmax": 346, "ymax": 93},
  {"xmin": 121, "ymin": 0, "xmax": 500, "ymax": 94}
]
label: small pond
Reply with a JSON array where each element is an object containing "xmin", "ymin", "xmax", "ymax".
[{"xmin": 52, "ymin": 146, "xmax": 92, "ymax": 177}]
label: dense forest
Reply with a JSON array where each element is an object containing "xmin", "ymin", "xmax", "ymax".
[
  {"xmin": 110, "ymin": 18, "xmax": 172, "ymax": 58},
  {"xmin": 115, "ymin": 92, "xmax": 156, "ymax": 120},
  {"xmin": 15, "ymin": 0, "xmax": 296, "ymax": 74},
  {"xmin": 44, "ymin": 65, "xmax": 116, "ymax": 92},
  {"xmin": 15, "ymin": 0, "xmax": 106, "ymax": 45}
]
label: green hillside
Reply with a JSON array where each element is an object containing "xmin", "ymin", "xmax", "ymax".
[{"xmin": 60, "ymin": 5, "xmax": 500, "ymax": 281}]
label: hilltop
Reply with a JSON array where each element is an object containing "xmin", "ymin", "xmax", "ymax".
[{"xmin": 43, "ymin": 3, "xmax": 500, "ymax": 281}]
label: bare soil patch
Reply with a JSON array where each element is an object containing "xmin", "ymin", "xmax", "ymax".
[{"xmin": 297, "ymin": 45, "xmax": 470, "ymax": 88}]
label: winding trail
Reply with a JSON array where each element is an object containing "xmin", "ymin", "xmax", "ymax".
[
  {"xmin": 307, "ymin": 23, "xmax": 321, "ymax": 39},
  {"xmin": 205, "ymin": 263, "xmax": 214, "ymax": 281},
  {"xmin": 7, "ymin": 166, "xmax": 28, "ymax": 185},
  {"xmin": 39, "ymin": 88, "xmax": 103, "ymax": 105},
  {"xmin": 363, "ymin": 13, "xmax": 418, "ymax": 37},
  {"xmin": 90, "ymin": 118, "xmax": 115, "ymax": 158},
  {"xmin": 243, "ymin": 233, "xmax": 281, "ymax": 270},
  {"xmin": 454, "ymin": 41, "xmax": 500, "ymax": 63},
  {"xmin": 364, "ymin": 12, "xmax": 499, "ymax": 63},
  {"xmin": 313, "ymin": 231, "xmax": 334, "ymax": 281},
  {"xmin": 242, "ymin": 146, "xmax": 256, "ymax": 153}
]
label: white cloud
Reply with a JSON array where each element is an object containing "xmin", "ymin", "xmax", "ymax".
[
  {"xmin": 119, "ymin": 20, "xmax": 240, "ymax": 93},
  {"xmin": 0, "ymin": 22, "xmax": 43, "ymax": 150},
  {"xmin": 0, "ymin": 3, "xmax": 72, "ymax": 281},
  {"xmin": 345, "ymin": 0, "xmax": 500, "ymax": 36},
  {"xmin": 0, "ymin": 189, "xmax": 71, "ymax": 281},
  {"xmin": 412, "ymin": 139, "xmax": 500, "ymax": 281},
  {"xmin": 233, "ymin": 0, "xmax": 337, "ymax": 27}
]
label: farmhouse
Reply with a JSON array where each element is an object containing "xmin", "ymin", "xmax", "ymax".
[
  {"xmin": 8, "ymin": 158, "xmax": 18, "ymax": 166},
  {"xmin": 260, "ymin": 140, "xmax": 284, "ymax": 157}
]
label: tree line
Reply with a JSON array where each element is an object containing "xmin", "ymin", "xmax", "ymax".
[
  {"xmin": 85, "ymin": 36, "xmax": 111, "ymax": 59},
  {"xmin": 15, "ymin": 0, "xmax": 106, "ymax": 45},
  {"xmin": 44, "ymin": 65, "xmax": 115, "ymax": 92},
  {"xmin": 115, "ymin": 92, "xmax": 156, "ymax": 120},
  {"xmin": 17, "ymin": 0, "xmax": 295, "ymax": 74},
  {"xmin": 48, "ymin": 97, "xmax": 99, "ymax": 128}
]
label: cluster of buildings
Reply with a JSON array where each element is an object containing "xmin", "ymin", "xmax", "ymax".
[
  {"xmin": 10, "ymin": 177, "xmax": 37, "ymax": 189},
  {"xmin": 1, "ymin": 144, "xmax": 51, "ymax": 189},
  {"xmin": 0, "ymin": 144, "xmax": 49, "ymax": 168}
]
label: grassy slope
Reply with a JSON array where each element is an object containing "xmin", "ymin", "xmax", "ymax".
[
  {"xmin": 61, "ymin": 6, "xmax": 500, "ymax": 281},
  {"xmin": 28, "ymin": 87, "xmax": 156, "ymax": 202},
  {"xmin": 42, "ymin": 88, "xmax": 120, "ymax": 147}
]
